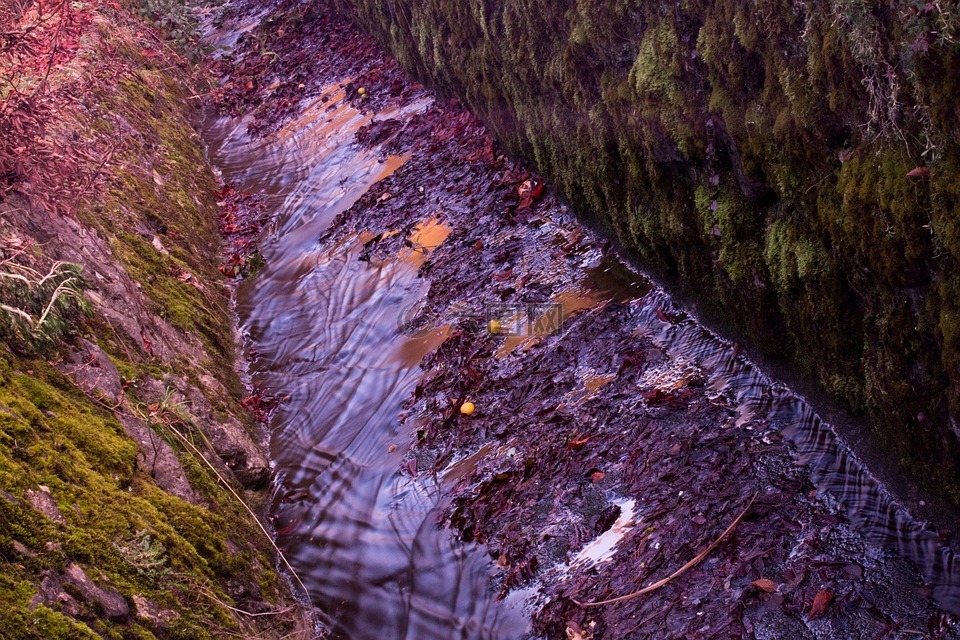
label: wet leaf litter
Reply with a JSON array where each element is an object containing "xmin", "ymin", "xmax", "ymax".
[{"xmin": 208, "ymin": 1, "xmax": 960, "ymax": 638}]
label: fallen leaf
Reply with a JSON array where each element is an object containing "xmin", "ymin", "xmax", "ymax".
[
  {"xmin": 807, "ymin": 588, "xmax": 833, "ymax": 618},
  {"xmin": 751, "ymin": 579, "xmax": 778, "ymax": 593},
  {"xmin": 590, "ymin": 471, "xmax": 605, "ymax": 483},
  {"xmin": 516, "ymin": 179, "xmax": 544, "ymax": 209},
  {"xmin": 566, "ymin": 623, "xmax": 584, "ymax": 640},
  {"xmin": 561, "ymin": 228, "xmax": 583, "ymax": 253},
  {"xmin": 907, "ymin": 166, "xmax": 931, "ymax": 178}
]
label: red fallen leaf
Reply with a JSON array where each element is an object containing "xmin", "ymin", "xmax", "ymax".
[
  {"xmin": 561, "ymin": 228, "xmax": 582, "ymax": 253},
  {"xmin": 807, "ymin": 588, "xmax": 833, "ymax": 618},
  {"xmin": 463, "ymin": 365, "xmax": 482, "ymax": 382},
  {"xmin": 493, "ymin": 268, "xmax": 513, "ymax": 282},
  {"xmin": 751, "ymin": 578, "xmax": 779, "ymax": 593},
  {"xmin": 516, "ymin": 179, "xmax": 543, "ymax": 209},
  {"xmin": 140, "ymin": 328, "xmax": 154, "ymax": 357},
  {"xmin": 567, "ymin": 435, "xmax": 591, "ymax": 449},
  {"xmin": 590, "ymin": 471, "xmax": 605, "ymax": 483},
  {"xmin": 907, "ymin": 166, "xmax": 931, "ymax": 178}
]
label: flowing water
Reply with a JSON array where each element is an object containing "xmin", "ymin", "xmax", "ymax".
[
  {"xmin": 205, "ymin": 90, "xmax": 530, "ymax": 639},
  {"xmin": 628, "ymin": 289, "xmax": 960, "ymax": 614},
  {"xmin": 201, "ymin": 19, "xmax": 960, "ymax": 640}
]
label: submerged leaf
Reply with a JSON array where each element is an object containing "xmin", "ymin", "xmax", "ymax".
[
  {"xmin": 807, "ymin": 589, "xmax": 833, "ymax": 618},
  {"xmin": 751, "ymin": 578, "xmax": 778, "ymax": 593}
]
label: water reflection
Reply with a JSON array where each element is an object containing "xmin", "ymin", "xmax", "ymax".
[
  {"xmin": 497, "ymin": 255, "xmax": 652, "ymax": 357},
  {"xmin": 204, "ymin": 86, "xmax": 528, "ymax": 639}
]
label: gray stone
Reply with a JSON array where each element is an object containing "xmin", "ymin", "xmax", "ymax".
[
  {"xmin": 63, "ymin": 563, "xmax": 130, "ymax": 621},
  {"xmin": 26, "ymin": 488, "xmax": 65, "ymax": 524}
]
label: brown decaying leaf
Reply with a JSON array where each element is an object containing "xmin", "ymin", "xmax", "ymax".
[
  {"xmin": 906, "ymin": 166, "xmax": 931, "ymax": 178},
  {"xmin": 807, "ymin": 588, "xmax": 833, "ymax": 619},
  {"xmin": 751, "ymin": 578, "xmax": 778, "ymax": 593}
]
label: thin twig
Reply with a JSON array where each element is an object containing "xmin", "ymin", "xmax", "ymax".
[
  {"xmin": 160, "ymin": 420, "xmax": 314, "ymax": 606},
  {"xmin": 0, "ymin": 303, "xmax": 36, "ymax": 325},
  {"xmin": 195, "ymin": 584, "xmax": 296, "ymax": 617},
  {"xmin": 0, "ymin": 271, "xmax": 34, "ymax": 285},
  {"xmin": 572, "ymin": 492, "xmax": 758, "ymax": 607},
  {"xmin": 36, "ymin": 277, "xmax": 80, "ymax": 326}
]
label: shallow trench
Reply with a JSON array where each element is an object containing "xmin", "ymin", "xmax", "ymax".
[
  {"xmin": 204, "ymin": 90, "xmax": 532, "ymax": 637},
  {"xmin": 200, "ymin": 9, "xmax": 960, "ymax": 640}
]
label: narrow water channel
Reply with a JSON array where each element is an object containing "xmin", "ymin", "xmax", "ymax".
[
  {"xmin": 200, "ymin": 7, "xmax": 960, "ymax": 638},
  {"xmin": 204, "ymin": 87, "xmax": 529, "ymax": 639}
]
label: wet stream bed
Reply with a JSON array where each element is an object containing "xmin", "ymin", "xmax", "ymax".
[{"xmin": 202, "ymin": 2, "xmax": 960, "ymax": 638}]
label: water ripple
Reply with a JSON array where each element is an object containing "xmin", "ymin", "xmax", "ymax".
[{"xmin": 206, "ymin": 86, "xmax": 528, "ymax": 639}]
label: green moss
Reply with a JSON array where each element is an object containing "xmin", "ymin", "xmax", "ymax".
[
  {"xmin": 0, "ymin": 350, "xmax": 290, "ymax": 637},
  {"xmin": 0, "ymin": 591, "xmax": 103, "ymax": 640},
  {"xmin": 630, "ymin": 21, "xmax": 682, "ymax": 103},
  {"xmin": 764, "ymin": 219, "xmax": 829, "ymax": 292}
]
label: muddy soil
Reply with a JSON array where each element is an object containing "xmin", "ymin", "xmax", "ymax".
[{"xmin": 208, "ymin": 2, "xmax": 960, "ymax": 638}]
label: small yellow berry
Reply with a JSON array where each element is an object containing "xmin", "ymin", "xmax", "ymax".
[
  {"xmin": 460, "ymin": 401, "xmax": 475, "ymax": 415},
  {"xmin": 488, "ymin": 319, "xmax": 501, "ymax": 334},
  {"xmin": 357, "ymin": 87, "xmax": 367, "ymax": 96}
]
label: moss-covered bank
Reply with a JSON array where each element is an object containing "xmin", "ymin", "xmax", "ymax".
[
  {"xmin": 319, "ymin": 0, "xmax": 960, "ymax": 496},
  {"xmin": 0, "ymin": 2, "xmax": 312, "ymax": 637}
]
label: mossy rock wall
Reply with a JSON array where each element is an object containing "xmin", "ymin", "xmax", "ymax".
[
  {"xmin": 0, "ymin": 4, "xmax": 312, "ymax": 637},
  {"xmin": 333, "ymin": 0, "xmax": 960, "ymax": 493}
]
